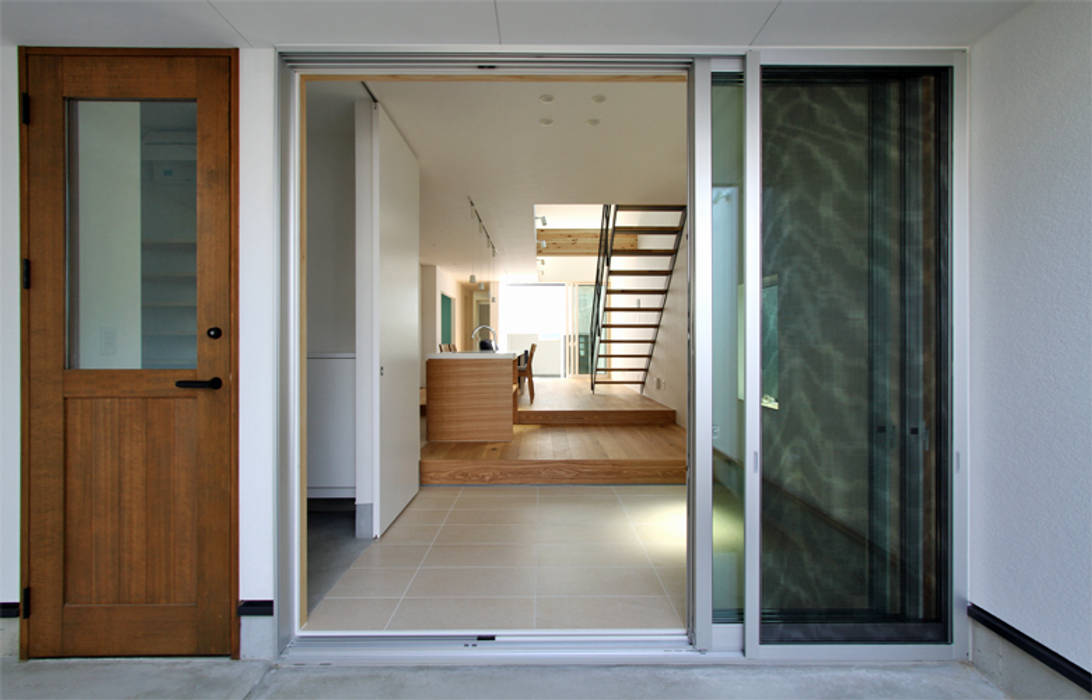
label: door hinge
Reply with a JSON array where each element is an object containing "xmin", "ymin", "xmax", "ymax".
[
  {"xmin": 22, "ymin": 587, "xmax": 30, "ymax": 618},
  {"xmin": 21, "ymin": 92, "xmax": 29, "ymax": 125},
  {"xmin": 22, "ymin": 259, "xmax": 30, "ymax": 290}
]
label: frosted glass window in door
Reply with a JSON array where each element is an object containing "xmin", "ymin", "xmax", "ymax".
[{"xmin": 66, "ymin": 100, "xmax": 198, "ymax": 369}]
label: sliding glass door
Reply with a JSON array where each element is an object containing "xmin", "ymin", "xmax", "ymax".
[
  {"xmin": 758, "ymin": 67, "xmax": 950, "ymax": 643},
  {"xmin": 709, "ymin": 62, "xmax": 952, "ymax": 646}
]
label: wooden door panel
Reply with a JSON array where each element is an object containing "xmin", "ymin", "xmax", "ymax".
[
  {"xmin": 62, "ymin": 56, "xmax": 197, "ymax": 99},
  {"xmin": 21, "ymin": 49, "xmax": 237, "ymax": 658},
  {"xmin": 64, "ymin": 398, "xmax": 198, "ymax": 606}
]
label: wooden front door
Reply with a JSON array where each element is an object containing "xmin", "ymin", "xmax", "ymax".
[{"xmin": 21, "ymin": 49, "xmax": 237, "ymax": 657}]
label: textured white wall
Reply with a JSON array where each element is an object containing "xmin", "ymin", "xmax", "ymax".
[{"xmin": 969, "ymin": 1, "xmax": 1092, "ymax": 669}]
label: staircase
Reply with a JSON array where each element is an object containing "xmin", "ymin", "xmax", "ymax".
[{"xmin": 589, "ymin": 204, "xmax": 687, "ymax": 392}]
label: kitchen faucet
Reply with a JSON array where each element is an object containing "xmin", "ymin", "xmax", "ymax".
[{"xmin": 472, "ymin": 325, "xmax": 497, "ymax": 351}]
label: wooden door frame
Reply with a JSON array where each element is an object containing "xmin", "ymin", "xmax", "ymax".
[{"xmin": 18, "ymin": 46, "xmax": 240, "ymax": 659}]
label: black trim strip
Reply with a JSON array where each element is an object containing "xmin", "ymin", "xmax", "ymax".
[
  {"xmin": 968, "ymin": 604, "xmax": 1091, "ymax": 692},
  {"xmin": 0, "ymin": 602, "xmax": 19, "ymax": 618},
  {"xmin": 237, "ymin": 600, "xmax": 274, "ymax": 616}
]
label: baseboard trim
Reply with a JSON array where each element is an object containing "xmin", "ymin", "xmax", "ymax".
[
  {"xmin": 968, "ymin": 603, "xmax": 1091, "ymax": 692},
  {"xmin": 237, "ymin": 600, "xmax": 274, "ymax": 616}
]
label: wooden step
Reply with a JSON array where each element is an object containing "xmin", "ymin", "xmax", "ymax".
[
  {"xmin": 608, "ymin": 269, "xmax": 671, "ymax": 276},
  {"xmin": 605, "ymin": 289, "xmax": 667, "ymax": 295},
  {"xmin": 610, "ymin": 249, "xmax": 676, "ymax": 257},
  {"xmin": 594, "ymin": 380, "xmax": 646, "ymax": 384},
  {"xmin": 598, "ymin": 354, "xmax": 652, "ymax": 358},
  {"xmin": 515, "ymin": 409, "xmax": 675, "ymax": 426},
  {"xmin": 603, "ymin": 323, "xmax": 659, "ymax": 329},
  {"xmin": 598, "ymin": 338, "xmax": 654, "ymax": 343},
  {"xmin": 613, "ymin": 226, "xmax": 682, "ymax": 233},
  {"xmin": 604, "ymin": 307, "xmax": 664, "ymax": 312},
  {"xmin": 596, "ymin": 368, "xmax": 646, "ymax": 373}
]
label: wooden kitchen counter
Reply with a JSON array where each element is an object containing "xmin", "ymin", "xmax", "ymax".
[{"xmin": 425, "ymin": 353, "xmax": 516, "ymax": 442}]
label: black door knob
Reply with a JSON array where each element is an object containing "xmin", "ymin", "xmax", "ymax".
[{"xmin": 207, "ymin": 326, "xmax": 223, "ymax": 339}]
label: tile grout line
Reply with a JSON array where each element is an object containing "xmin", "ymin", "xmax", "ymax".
[
  {"xmin": 616, "ymin": 486, "xmax": 684, "ymax": 627},
  {"xmin": 382, "ymin": 487, "xmax": 462, "ymax": 630}
]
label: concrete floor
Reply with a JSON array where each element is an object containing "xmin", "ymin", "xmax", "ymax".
[{"xmin": 1, "ymin": 657, "xmax": 1006, "ymax": 699}]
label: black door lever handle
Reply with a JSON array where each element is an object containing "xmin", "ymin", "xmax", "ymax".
[{"xmin": 175, "ymin": 377, "xmax": 223, "ymax": 390}]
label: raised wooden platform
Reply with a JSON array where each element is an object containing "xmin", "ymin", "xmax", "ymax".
[
  {"xmin": 516, "ymin": 408, "xmax": 674, "ymax": 426},
  {"xmin": 420, "ymin": 424, "xmax": 686, "ymax": 485},
  {"xmin": 515, "ymin": 376, "xmax": 675, "ymax": 426},
  {"xmin": 420, "ymin": 459, "xmax": 684, "ymax": 485}
]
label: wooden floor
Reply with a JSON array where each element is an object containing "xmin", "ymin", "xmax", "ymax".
[
  {"xmin": 421, "ymin": 423, "xmax": 687, "ymax": 485},
  {"xmin": 516, "ymin": 376, "xmax": 675, "ymax": 425},
  {"xmin": 423, "ymin": 375, "xmax": 686, "ymax": 485}
]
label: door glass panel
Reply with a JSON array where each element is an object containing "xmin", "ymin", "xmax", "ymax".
[
  {"xmin": 711, "ymin": 73, "xmax": 745, "ymax": 622},
  {"xmin": 66, "ymin": 100, "xmax": 198, "ymax": 369},
  {"xmin": 759, "ymin": 68, "xmax": 950, "ymax": 643}
]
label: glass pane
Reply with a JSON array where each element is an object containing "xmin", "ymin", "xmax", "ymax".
[
  {"xmin": 576, "ymin": 284, "xmax": 594, "ymax": 374},
  {"xmin": 711, "ymin": 73, "xmax": 745, "ymax": 623},
  {"xmin": 66, "ymin": 100, "xmax": 198, "ymax": 369},
  {"xmin": 440, "ymin": 294, "xmax": 453, "ymax": 345},
  {"xmin": 759, "ymin": 68, "xmax": 949, "ymax": 643}
]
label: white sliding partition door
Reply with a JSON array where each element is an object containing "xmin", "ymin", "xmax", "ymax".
[{"xmin": 356, "ymin": 101, "xmax": 421, "ymax": 537}]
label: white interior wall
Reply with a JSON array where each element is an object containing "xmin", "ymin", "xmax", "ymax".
[
  {"xmin": 305, "ymin": 84, "xmax": 356, "ymax": 354},
  {"xmin": 0, "ymin": 45, "xmax": 20, "ymax": 604},
  {"xmin": 644, "ymin": 240, "xmax": 688, "ymax": 428},
  {"xmin": 436, "ymin": 266, "xmax": 461, "ymax": 349},
  {"xmin": 304, "ymin": 82, "xmax": 357, "ymax": 497},
  {"xmin": 969, "ymin": 0, "xmax": 1092, "ymax": 669}
]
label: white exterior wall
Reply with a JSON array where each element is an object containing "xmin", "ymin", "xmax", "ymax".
[
  {"xmin": 0, "ymin": 45, "xmax": 20, "ymax": 607},
  {"xmin": 968, "ymin": 1, "xmax": 1092, "ymax": 669},
  {"xmin": 238, "ymin": 47, "xmax": 279, "ymax": 605}
]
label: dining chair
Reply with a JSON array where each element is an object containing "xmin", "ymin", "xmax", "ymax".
[{"xmin": 517, "ymin": 343, "xmax": 537, "ymax": 403}]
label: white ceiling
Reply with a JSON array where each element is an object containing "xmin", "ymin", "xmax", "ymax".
[
  {"xmin": 2, "ymin": 1, "xmax": 1028, "ymax": 49},
  {"xmin": 357, "ymin": 78, "xmax": 688, "ymax": 276}
]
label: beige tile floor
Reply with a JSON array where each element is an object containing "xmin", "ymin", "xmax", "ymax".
[{"xmin": 305, "ymin": 485, "xmax": 687, "ymax": 632}]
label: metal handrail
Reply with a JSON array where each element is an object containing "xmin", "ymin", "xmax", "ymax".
[{"xmin": 589, "ymin": 204, "xmax": 612, "ymax": 392}]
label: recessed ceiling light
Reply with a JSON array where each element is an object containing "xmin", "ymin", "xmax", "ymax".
[
  {"xmin": 586, "ymin": 118, "xmax": 601, "ymax": 126},
  {"xmin": 539, "ymin": 117, "xmax": 554, "ymax": 126},
  {"xmin": 592, "ymin": 94, "xmax": 607, "ymax": 103},
  {"xmin": 538, "ymin": 94, "xmax": 555, "ymax": 103}
]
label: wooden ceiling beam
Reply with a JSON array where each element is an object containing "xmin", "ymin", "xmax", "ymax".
[{"xmin": 535, "ymin": 229, "xmax": 637, "ymax": 256}]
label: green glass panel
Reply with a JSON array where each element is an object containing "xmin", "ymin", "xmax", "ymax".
[
  {"xmin": 711, "ymin": 74, "xmax": 745, "ymax": 623},
  {"xmin": 441, "ymin": 293, "xmax": 453, "ymax": 345}
]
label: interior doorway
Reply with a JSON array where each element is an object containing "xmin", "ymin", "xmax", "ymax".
[{"xmin": 298, "ymin": 71, "xmax": 691, "ymax": 635}]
